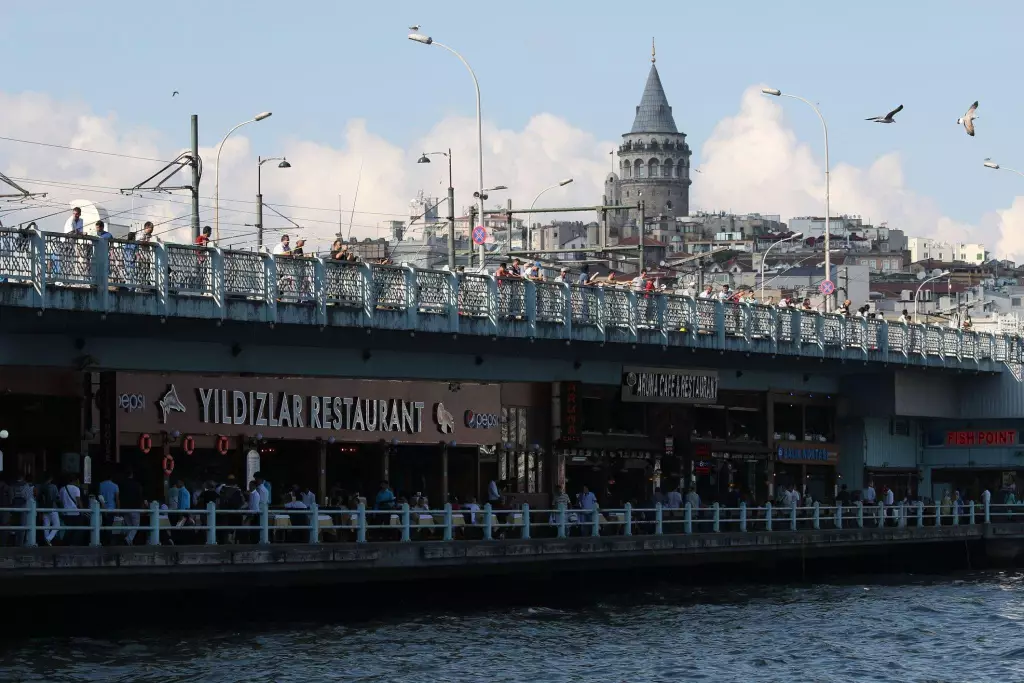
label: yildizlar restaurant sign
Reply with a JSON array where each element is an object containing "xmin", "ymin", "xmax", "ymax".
[
  {"xmin": 114, "ymin": 374, "xmax": 501, "ymax": 445},
  {"xmin": 621, "ymin": 366, "xmax": 719, "ymax": 404}
]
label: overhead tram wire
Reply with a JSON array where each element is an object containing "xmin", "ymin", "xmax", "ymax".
[{"xmin": 0, "ymin": 136, "xmax": 175, "ymax": 164}]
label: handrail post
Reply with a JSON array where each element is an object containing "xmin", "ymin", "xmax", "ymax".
[
  {"xmin": 836, "ymin": 502, "xmax": 843, "ymax": 529},
  {"xmin": 309, "ymin": 502, "xmax": 320, "ymax": 544},
  {"xmin": 624, "ymin": 502, "xmax": 632, "ymax": 536},
  {"xmin": 953, "ymin": 502, "xmax": 960, "ymax": 526},
  {"xmin": 356, "ymin": 503, "xmax": 367, "ymax": 543},
  {"xmin": 206, "ymin": 501, "xmax": 217, "ymax": 545},
  {"xmin": 521, "ymin": 503, "xmax": 530, "ymax": 540},
  {"xmin": 969, "ymin": 500, "xmax": 975, "ymax": 526},
  {"xmin": 739, "ymin": 502, "xmax": 747, "ymax": 532},
  {"xmin": 813, "ymin": 501, "xmax": 820, "ymax": 530},
  {"xmin": 259, "ymin": 502, "xmax": 270, "ymax": 545},
  {"xmin": 984, "ymin": 491, "xmax": 991, "ymax": 524},
  {"xmin": 856, "ymin": 501, "xmax": 863, "ymax": 528},
  {"xmin": 444, "ymin": 503, "xmax": 454, "ymax": 541},
  {"xmin": 899, "ymin": 502, "xmax": 906, "ymax": 528},
  {"xmin": 483, "ymin": 503, "xmax": 493, "ymax": 540},
  {"xmin": 557, "ymin": 503, "xmax": 567, "ymax": 539},
  {"xmin": 89, "ymin": 499, "xmax": 101, "ymax": 547},
  {"xmin": 655, "ymin": 502, "xmax": 663, "ymax": 536},
  {"xmin": 684, "ymin": 502, "xmax": 692, "ymax": 534},
  {"xmin": 712, "ymin": 502, "xmax": 720, "ymax": 532},
  {"xmin": 878, "ymin": 502, "xmax": 885, "ymax": 528},
  {"xmin": 936, "ymin": 503, "xmax": 942, "ymax": 526},
  {"xmin": 24, "ymin": 499, "xmax": 37, "ymax": 547},
  {"xmin": 765, "ymin": 502, "xmax": 773, "ymax": 531},
  {"xmin": 148, "ymin": 501, "xmax": 160, "ymax": 545},
  {"xmin": 591, "ymin": 504, "xmax": 600, "ymax": 537},
  {"xmin": 790, "ymin": 501, "xmax": 797, "ymax": 531},
  {"xmin": 917, "ymin": 500, "xmax": 924, "ymax": 527},
  {"xmin": 401, "ymin": 503, "xmax": 411, "ymax": 542}
]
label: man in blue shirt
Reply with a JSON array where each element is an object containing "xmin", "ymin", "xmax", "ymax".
[
  {"xmin": 94, "ymin": 220, "xmax": 112, "ymax": 240},
  {"xmin": 98, "ymin": 476, "xmax": 120, "ymax": 510},
  {"xmin": 375, "ymin": 480, "xmax": 395, "ymax": 509}
]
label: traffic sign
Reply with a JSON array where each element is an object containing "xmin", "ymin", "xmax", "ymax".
[
  {"xmin": 819, "ymin": 279, "xmax": 835, "ymax": 296},
  {"xmin": 472, "ymin": 225, "xmax": 488, "ymax": 245}
]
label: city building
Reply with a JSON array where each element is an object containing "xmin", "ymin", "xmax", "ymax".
[{"xmin": 908, "ymin": 237, "xmax": 986, "ymax": 265}]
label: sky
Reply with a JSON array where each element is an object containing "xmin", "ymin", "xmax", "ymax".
[{"xmin": 1, "ymin": 0, "xmax": 1023, "ymax": 257}]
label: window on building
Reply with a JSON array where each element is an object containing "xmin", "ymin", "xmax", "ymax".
[
  {"xmin": 804, "ymin": 404, "xmax": 835, "ymax": 441},
  {"xmin": 773, "ymin": 402, "xmax": 803, "ymax": 437},
  {"xmin": 648, "ymin": 159, "xmax": 660, "ymax": 178},
  {"xmin": 1013, "ymin": 297, "xmax": 1022, "ymax": 307},
  {"xmin": 636, "ymin": 160, "xmax": 646, "ymax": 179},
  {"xmin": 499, "ymin": 406, "xmax": 542, "ymax": 494},
  {"xmin": 662, "ymin": 160, "xmax": 672, "ymax": 178},
  {"xmin": 693, "ymin": 405, "xmax": 727, "ymax": 440}
]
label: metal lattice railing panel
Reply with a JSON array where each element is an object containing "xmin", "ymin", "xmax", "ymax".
[
  {"xmin": 695, "ymin": 298, "xmax": 716, "ymax": 333},
  {"xmin": 663, "ymin": 295, "xmax": 693, "ymax": 332},
  {"xmin": 107, "ymin": 240, "xmax": 157, "ymax": 290},
  {"xmin": 570, "ymin": 285, "xmax": 600, "ymax": 326},
  {"xmin": 603, "ymin": 289, "xmax": 633, "ymax": 328},
  {"xmin": 723, "ymin": 302, "xmax": 744, "ymax": 337},
  {"xmin": 777, "ymin": 309, "xmax": 794, "ymax": 342},
  {"xmin": 942, "ymin": 329, "xmax": 960, "ymax": 357},
  {"xmin": 223, "ymin": 250, "xmax": 266, "ymax": 297},
  {"xmin": 457, "ymin": 275, "xmax": 490, "ymax": 318},
  {"xmin": 865, "ymin": 319, "xmax": 880, "ymax": 350},
  {"xmin": 536, "ymin": 282, "xmax": 566, "ymax": 323},
  {"xmin": 961, "ymin": 331, "xmax": 977, "ymax": 360},
  {"xmin": 275, "ymin": 256, "xmax": 316, "ymax": 302},
  {"xmin": 908, "ymin": 325, "xmax": 924, "ymax": 355},
  {"xmin": 497, "ymin": 278, "xmax": 526, "ymax": 318},
  {"xmin": 44, "ymin": 233, "xmax": 94, "ymax": 286},
  {"xmin": 750, "ymin": 305, "xmax": 773, "ymax": 339},
  {"xmin": 415, "ymin": 269, "xmax": 452, "ymax": 314},
  {"xmin": 323, "ymin": 260, "xmax": 364, "ymax": 307},
  {"xmin": 372, "ymin": 265, "xmax": 408, "ymax": 310},
  {"xmin": 842, "ymin": 318, "xmax": 862, "ymax": 348},
  {"xmin": 924, "ymin": 327, "xmax": 942, "ymax": 356},
  {"xmin": 0, "ymin": 229, "xmax": 34, "ymax": 281},
  {"xmin": 888, "ymin": 324, "xmax": 908, "ymax": 353},
  {"xmin": 167, "ymin": 245, "xmax": 213, "ymax": 296},
  {"xmin": 636, "ymin": 293, "xmax": 659, "ymax": 329},
  {"xmin": 800, "ymin": 313, "xmax": 819, "ymax": 344}
]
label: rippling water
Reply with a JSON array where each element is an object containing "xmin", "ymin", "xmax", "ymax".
[{"xmin": 5, "ymin": 572, "xmax": 1024, "ymax": 682}]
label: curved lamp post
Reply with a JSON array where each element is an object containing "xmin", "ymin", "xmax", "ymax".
[
  {"xmin": 762, "ymin": 88, "xmax": 832, "ymax": 310},
  {"xmin": 528, "ymin": 178, "xmax": 573, "ymax": 251},
  {"xmin": 984, "ymin": 159, "xmax": 1024, "ymax": 178},
  {"xmin": 758, "ymin": 232, "xmax": 804, "ymax": 301},
  {"xmin": 256, "ymin": 156, "xmax": 290, "ymax": 249},
  {"xmin": 409, "ymin": 33, "xmax": 487, "ymax": 267},
  {"xmin": 914, "ymin": 270, "xmax": 951, "ymax": 323},
  {"xmin": 214, "ymin": 111, "xmax": 272, "ymax": 242},
  {"xmin": 418, "ymin": 150, "xmax": 456, "ymax": 268}
]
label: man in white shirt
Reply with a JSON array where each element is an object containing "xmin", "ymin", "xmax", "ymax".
[
  {"xmin": 487, "ymin": 479, "xmax": 502, "ymax": 506},
  {"xmin": 59, "ymin": 475, "xmax": 83, "ymax": 545},
  {"xmin": 272, "ymin": 234, "xmax": 291, "ymax": 256},
  {"xmin": 554, "ymin": 268, "xmax": 569, "ymax": 283},
  {"xmin": 685, "ymin": 486, "xmax": 700, "ymax": 511},
  {"xmin": 863, "ymin": 481, "xmax": 877, "ymax": 504},
  {"xmin": 64, "ymin": 207, "xmax": 84, "ymax": 234},
  {"xmin": 665, "ymin": 487, "xmax": 683, "ymax": 509}
]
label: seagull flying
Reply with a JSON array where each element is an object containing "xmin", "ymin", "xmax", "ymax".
[
  {"xmin": 866, "ymin": 104, "xmax": 903, "ymax": 123},
  {"xmin": 172, "ymin": 91, "xmax": 179, "ymax": 97},
  {"xmin": 408, "ymin": 24, "xmax": 420, "ymax": 31},
  {"xmin": 957, "ymin": 101, "xmax": 979, "ymax": 137}
]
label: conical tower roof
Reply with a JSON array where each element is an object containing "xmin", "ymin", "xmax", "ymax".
[{"xmin": 630, "ymin": 63, "xmax": 678, "ymax": 135}]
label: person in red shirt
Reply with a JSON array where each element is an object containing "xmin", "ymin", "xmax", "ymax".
[{"xmin": 194, "ymin": 225, "xmax": 212, "ymax": 247}]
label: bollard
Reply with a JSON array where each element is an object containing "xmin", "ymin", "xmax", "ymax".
[
  {"xmin": 483, "ymin": 503, "xmax": 493, "ymax": 541},
  {"xmin": 24, "ymin": 499, "xmax": 37, "ymax": 548},
  {"xmin": 969, "ymin": 500, "xmax": 975, "ymax": 526},
  {"xmin": 149, "ymin": 501, "xmax": 160, "ymax": 546},
  {"xmin": 765, "ymin": 502, "xmax": 773, "ymax": 532},
  {"xmin": 790, "ymin": 502, "xmax": 797, "ymax": 531},
  {"xmin": 591, "ymin": 504, "xmax": 601, "ymax": 537},
  {"xmin": 259, "ymin": 503, "xmax": 270, "ymax": 545},
  {"xmin": 740, "ymin": 502, "xmax": 747, "ymax": 533},
  {"xmin": 557, "ymin": 503, "xmax": 567, "ymax": 539},
  {"xmin": 90, "ymin": 499, "xmax": 102, "ymax": 548},
  {"xmin": 712, "ymin": 503, "xmax": 720, "ymax": 532},
  {"xmin": 813, "ymin": 502, "xmax": 820, "ymax": 530},
  {"xmin": 917, "ymin": 501, "xmax": 924, "ymax": 527},
  {"xmin": 444, "ymin": 503, "xmax": 454, "ymax": 541},
  {"xmin": 207, "ymin": 501, "xmax": 217, "ymax": 545},
  {"xmin": 624, "ymin": 503, "xmax": 632, "ymax": 537},
  {"xmin": 856, "ymin": 501, "xmax": 864, "ymax": 528},
  {"xmin": 309, "ymin": 503, "xmax": 320, "ymax": 544},
  {"xmin": 356, "ymin": 503, "xmax": 367, "ymax": 543},
  {"xmin": 684, "ymin": 502, "xmax": 692, "ymax": 534},
  {"xmin": 655, "ymin": 503, "xmax": 664, "ymax": 536},
  {"xmin": 401, "ymin": 503, "xmax": 411, "ymax": 542},
  {"xmin": 521, "ymin": 503, "xmax": 530, "ymax": 540}
]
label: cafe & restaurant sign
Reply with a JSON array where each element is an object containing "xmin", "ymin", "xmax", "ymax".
[{"xmin": 621, "ymin": 366, "xmax": 718, "ymax": 404}]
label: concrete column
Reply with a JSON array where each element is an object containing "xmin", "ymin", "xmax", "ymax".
[
  {"xmin": 318, "ymin": 440, "xmax": 327, "ymax": 506},
  {"xmin": 441, "ymin": 444, "xmax": 449, "ymax": 503}
]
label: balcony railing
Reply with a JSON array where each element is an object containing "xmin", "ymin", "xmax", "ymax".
[{"xmin": 0, "ymin": 229, "xmax": 1017, "ymax": 371}]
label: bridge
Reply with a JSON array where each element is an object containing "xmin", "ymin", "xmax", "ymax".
[
  {"xmin": 1, "ymin": 500, "xmax": 1020, "ymax": 596},
  {"xmin": 0, "ymin": 229, "xmax": 1019, "ymax": 375}
]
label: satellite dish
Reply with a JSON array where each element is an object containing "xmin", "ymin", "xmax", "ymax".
[{"xmin": 916, "ymin": 271, "xmax": 927, "ymax": 280}]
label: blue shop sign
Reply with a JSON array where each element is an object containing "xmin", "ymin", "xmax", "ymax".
[{"xmin": 777, "ymin": 446, "xmax": 836, "ymax": 463}]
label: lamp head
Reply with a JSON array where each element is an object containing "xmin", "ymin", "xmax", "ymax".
[
  {"xmin": 559, "ymin": 178, "xmax": 574, "ymax": 187},
  {"xmin": 791, "ymin": 232, "xmax": 803, "ymax": 239},
  {"xmin": 408, "ymin": 33, "xmax": 433, "ymax": 45},
  {"xmin": 254, "ymin": 112, "xmax": 272, "ymax": 122},
  {"xmin": 278, "ymin": 159, "xmax": 291, "ymax": 169},
  {"xmin": 491, "ymin": 185, "xmax": 508, "ymax": 191},
  {"xmin": 417, "ymin": 154, "xmax": 431, "ymax": 164},
  {"xmin": 761, "ymin": 88, "xmax": 782, "ymax": 97},
  {"xmin": 984, "ymin": 160, "xmax": 1000, "ymax": 169}
]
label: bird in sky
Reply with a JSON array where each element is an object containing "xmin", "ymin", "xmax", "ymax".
[
  {"xmin": 866, "ymin": 104, "xmax": 903, "ymax": 123},
  {"xmin": 408, "ymin": 25, "xmax": 420, "ymax": 31},
  {"xmin": 172, "ymin": 91, "xmax": 179, "ymax": 97},
  {"xmin": 957, "ymin": 101, "xmax": 979, "ymax": 137}
]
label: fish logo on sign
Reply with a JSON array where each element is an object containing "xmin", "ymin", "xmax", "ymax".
[
  {"xmin": 435, "ymin": 402, "xmax": 455, "ymax": 434},
  {"xmin": 157, "ymin": 385, "xmax": 186, "ymax": 424}
]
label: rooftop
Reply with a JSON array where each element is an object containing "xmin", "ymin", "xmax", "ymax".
[{"xmin": 630, "ymin": 63, "xmax": 678, "ymax": 135}]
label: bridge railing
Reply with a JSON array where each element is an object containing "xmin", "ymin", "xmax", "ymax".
[
  {"xmin": 0, "ymin": 497, "xmax": 998, "ymax": 549},
  {"xmin": 0, "ymin": 230, "xmax": 1020, "ymax": 370}
]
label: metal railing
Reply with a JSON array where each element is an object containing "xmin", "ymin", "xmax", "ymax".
[
  {"xmin": 0, "ymin": 228, "xmax": 1018, "ymax": 371},
  {"xmin": 0, "ymin": 498, "xmax": 1004, "ymax": 550}
]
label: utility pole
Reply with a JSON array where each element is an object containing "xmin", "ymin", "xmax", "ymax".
[
  {"xmin": 468, "ymin": 206, "xmax": 477, "ymax": 269},
  {"xmin": 638, "ymin": 200, "xmax": 646, "ymax": 274},
  {"xmin": 445, "ymin": 150, "xmax": 456, "ymax": 270},
  {"xmin": 190, "ymin": 115, "xmax": 200, "ymax": 241},
  {"xmin": 256, "ymin": 158, "xmax": 264, "ymax": 250}
]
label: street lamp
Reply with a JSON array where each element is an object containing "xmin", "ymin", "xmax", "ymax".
[
  {"xmin": 528, "ymin": 178, "xmax": 574, "ymax": 251},
  {"xmin": 409, "ymin": 32, "xmax": 487, "ymax": 266},
  {"xmin": 418, "ymin": 150, "xmax": 456, "ymax": 269},
  {"xmin": 914, "ymin": 270, "xmax": 951, "ymax": 323},
  {"xmin": 215, "ymin": 111, "xmax": 272, "ymax": 242},
  {"xmin": 984, "ymin": 159, "xmax": 1024, "ymax": 178},
  {"xmin": 256, "ymin": 156, "xmax": 291, "ymax": 249},
  {"xmin": 758, "ymin": 232, "xmax": 804, "ymax": 301},
  {"xmin": 762, "ymin": 87, "xmax": 833, "ymax": 311}
]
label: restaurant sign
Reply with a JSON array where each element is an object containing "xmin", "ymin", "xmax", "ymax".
[
  {"xmin": 621, "ymin": 366, "xmax": 718, "ymax": 404},
  {"xmin": 945, "ymin": 430, "xmax": 1018, "ymax": 447},
  {"xmin": 776, "ymin": 444, "xmax": 839, "ymax": 465}
]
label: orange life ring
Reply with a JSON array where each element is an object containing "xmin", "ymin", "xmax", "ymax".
[
  {"xmin": 216, "ymin": 435, "xmax": 230, "ymax": 455},
  {"xmin": 138, "ymin": 433, "xmax": 152, "ymax": 454},
  {"xmin": 162, "ymin": 454, "xmax": 175, "ymax": 477},
  {"xmin": 182, "ymin": 435, "xmax": 195, "ymax": 456}
]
